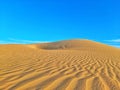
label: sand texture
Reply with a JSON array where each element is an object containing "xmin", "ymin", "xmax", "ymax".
[{"xmin": 0, "ymin": 39, "xmax": 120, "ymax": 90}]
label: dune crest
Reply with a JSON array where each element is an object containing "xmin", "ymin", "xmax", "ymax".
[
  {"xmin": 29, "ymin": 39, "xmax": 118, "ymax": 50},
  {"xmin": 0, "ymin": 39, "xmax": 120, "ymax": 90}
]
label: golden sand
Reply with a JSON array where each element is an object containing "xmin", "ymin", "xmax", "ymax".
[{"xmin": 0, "ymin": 39, "xmax": 120, "ymax": 90}]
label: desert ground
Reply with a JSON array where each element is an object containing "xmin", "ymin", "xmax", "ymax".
[{"xmin": 0, "ymin": 39, "xmax": 120, "ymax": 90}]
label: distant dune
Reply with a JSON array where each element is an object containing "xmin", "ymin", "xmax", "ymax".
[
  {"xmin": 29, "ymin": 39, "xmax": 118, "ymax": 50},
  {"xmin": 0, "ymin": 39, "xmax": 120, "ymax": 90}
]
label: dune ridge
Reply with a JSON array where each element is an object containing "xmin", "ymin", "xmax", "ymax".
[
  {"xmin": 0, "ymin": 39, "xmax": 120, "ymax": 90},
  {"xmin": 29, "ymin": 39, "xmax": 118, "ymax": 50}
]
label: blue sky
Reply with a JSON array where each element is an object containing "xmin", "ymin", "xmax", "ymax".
[{"xmin": 0, "ymin": 0, "xmax": 120, "ymax": 47}]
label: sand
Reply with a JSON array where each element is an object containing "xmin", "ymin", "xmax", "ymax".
[{"xmin": 0, "ymin": 39, "xmax": 120, "ymax": 90}]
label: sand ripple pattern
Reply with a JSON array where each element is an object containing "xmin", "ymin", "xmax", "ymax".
[{"xmin": 0, "ymin": 40, "xmax": 120, "ymax": 90}]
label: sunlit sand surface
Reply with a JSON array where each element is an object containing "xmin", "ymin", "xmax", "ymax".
[{"xmin": 0, "ymin": 39, "xmax": 120, "ymax": 90}]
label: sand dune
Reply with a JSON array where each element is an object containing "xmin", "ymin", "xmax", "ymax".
[{"xmin": 0, "ymin": 39, "xmax": 120, "ymax": 90}]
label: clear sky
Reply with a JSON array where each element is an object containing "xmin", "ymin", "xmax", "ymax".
[{"xmin": 0, "ymin": 0, "xmax": 120, "ymax": 47}]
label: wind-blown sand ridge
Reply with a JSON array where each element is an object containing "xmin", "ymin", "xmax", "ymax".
[{"xmin": 0, "ymin": 39, "xmax": 120, "ymax": 90}]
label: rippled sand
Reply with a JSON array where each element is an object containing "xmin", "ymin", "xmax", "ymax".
[{"xmin": 0, "ymin": 40, "xmax": 120, "ymax": 90}]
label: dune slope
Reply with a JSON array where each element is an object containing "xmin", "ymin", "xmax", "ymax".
[{"xmin": 0, "ymin": 39, "xmax": 120, "ymax": 90}]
